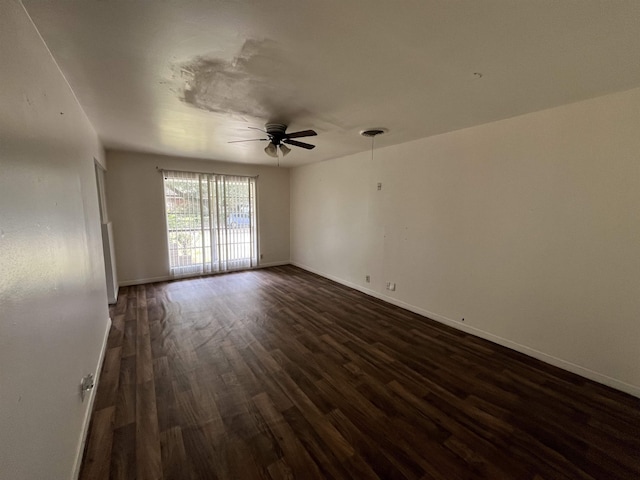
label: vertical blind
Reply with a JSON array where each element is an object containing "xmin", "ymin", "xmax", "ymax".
[{"xmin": 162, "ymin": 170, "xmax": 258, "ymax": 277}]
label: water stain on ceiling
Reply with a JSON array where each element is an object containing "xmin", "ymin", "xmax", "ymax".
[{"xmin": 173, "ymin": 38, "xmax": 308, "ymax": 124}]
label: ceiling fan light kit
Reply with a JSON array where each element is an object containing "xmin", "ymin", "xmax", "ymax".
[
  {"xmin": 279, "ymin": 143, "xmax": 291, "ymax": 157},
  {"xmin": 264, "ymin": 142, "xmax": 278, "ymax": 158}
]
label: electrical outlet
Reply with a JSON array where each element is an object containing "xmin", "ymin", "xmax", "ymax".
[
  {"xmin": 386, "ymin": 282, "xmax": 396, "ymax": 291},
  {"xmin": 377, "ymin": 182, "xmax": 382, "ymax": 191},
  {"xmin": 365, "ymin": 275, "xmax": 370, "ymax": 283},
  {"xmin": 260, "ymin": 253, "xmax": 264, "ymax": 259}
]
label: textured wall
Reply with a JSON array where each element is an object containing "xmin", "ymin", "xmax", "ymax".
[
  {"xmin": 0, "ymin": 2, "xmax": 110, "ymax": 478},
  {"xmin": 291, "ymin": 87, "xmax": 640, "ymax": 397}
]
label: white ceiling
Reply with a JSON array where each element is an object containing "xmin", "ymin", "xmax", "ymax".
[{"xmin": 22, "ymin": 0, "xmax": 640, "ymax": 167}]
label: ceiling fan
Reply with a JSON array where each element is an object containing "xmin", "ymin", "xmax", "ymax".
[{"xmin": 229, "ymin": 123, "xmax": 317, "ymax": 158}]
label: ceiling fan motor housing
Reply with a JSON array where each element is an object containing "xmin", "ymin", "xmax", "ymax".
[{"xmin": 265, "ymin": 123, "xmax": 288, "ymax": 144}]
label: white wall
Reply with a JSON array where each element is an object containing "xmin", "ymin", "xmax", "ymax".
[
  {"xmin": 106, "ymin": 150, "xmax": 290, "ymax": 285},
  {"xmin": 291, "ymin": 86, "xmax": 640, "ymax": 397},
  {"xmin": 0, "ymin": 2, "xmax": 111, "ymax": 479}
]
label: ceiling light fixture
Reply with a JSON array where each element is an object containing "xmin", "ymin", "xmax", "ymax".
[
  {"xmin": 360, "ymin": 128, "xmax": 387, "ymax": 163},
  {"xmin": 279, "ymin": 144, "xmax": 291, "ymax": 157},
  {"xmin": 264, "ymin": 142, "xmax": 278, "ymax": 158},
  {"xmin": 360, "ymin": 129, "xmax": 387, "ymax": 138}
]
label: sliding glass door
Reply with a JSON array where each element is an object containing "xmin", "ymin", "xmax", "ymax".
[{"xmin": 163, "ymin": 170, "xmax": 258, "ymax": 277}]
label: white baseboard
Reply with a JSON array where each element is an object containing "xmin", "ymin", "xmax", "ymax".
[
  {"xmin": 72, "ymin": 316, "xmax": 112, "ymax": 480},
  {"xmin": 291, "ymin": 262, "xmax": 640, "ymax": 399}
]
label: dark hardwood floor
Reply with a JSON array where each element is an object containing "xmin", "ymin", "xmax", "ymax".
[{"xmin": 80, "ymin": 265, "xmax": 640, "ymax": 479}]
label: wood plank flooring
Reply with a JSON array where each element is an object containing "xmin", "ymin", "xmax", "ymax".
[{"xmin": 80, "ymin": 265, "xmax": 640, "ymax": 479}]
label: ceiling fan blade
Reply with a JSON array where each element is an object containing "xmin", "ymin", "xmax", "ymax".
[
  {"xmin": 284, "ymin": 139, "xmax": 316, "ymax": 150},
  {"xmin": 228, "ymin": 138, "xmax": 268, "ymax": 143},
  {"xmin": 285, "ymin": 129, "xmax": 317, "ymax": 139}
]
